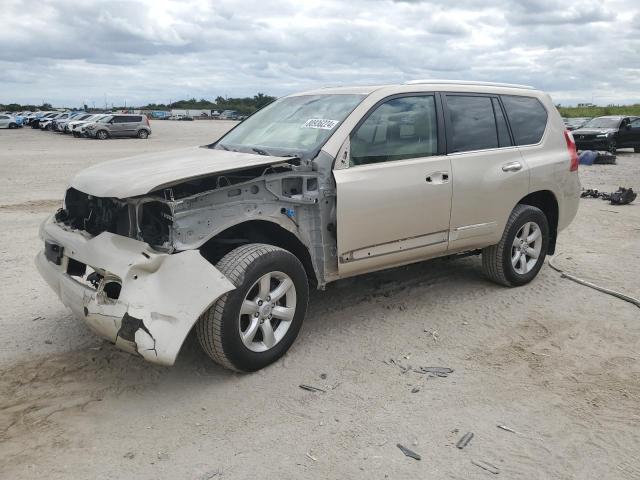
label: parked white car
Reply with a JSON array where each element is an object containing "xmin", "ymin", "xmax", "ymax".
[
  {"xmin": 0, "ymin": 114, "xmax": 19, "ymax": 128},
  {"xmin": 39, "ymin": 112, "xmax": 66, "ymax": 130},
  {"xmin": 58, "ymin": 113, "xmax": 93, "ymax": 133},
  {"xmin": 37, "ymin": 80, "xmax": 580, "ymax": 371}
]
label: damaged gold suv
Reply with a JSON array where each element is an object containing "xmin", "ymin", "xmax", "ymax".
[{"xmin": 37, "ymin": 81, "xmax": 581, "ymax": 371}]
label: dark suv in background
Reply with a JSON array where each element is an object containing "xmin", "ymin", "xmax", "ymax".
[
  {"xmin": 84, "ymin": 114, "xmax": 152, "ymax": 140},
  {"xmin": 572, "ymin": 115, "xmax": 640, "ymax": 153}
]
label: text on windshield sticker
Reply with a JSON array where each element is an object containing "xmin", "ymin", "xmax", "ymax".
[{"xmin": 302, "ymin": 119, "xmax": 339, "ymax": 130}]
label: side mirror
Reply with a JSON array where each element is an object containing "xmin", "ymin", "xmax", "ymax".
[{"xmin": 625, "ymin": 124, "xmax": 632, "ymax": 130}]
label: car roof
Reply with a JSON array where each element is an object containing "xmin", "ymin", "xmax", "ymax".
[{"xmin": 291, "ymin": 80, "xmax": 544, "ymax": 97}]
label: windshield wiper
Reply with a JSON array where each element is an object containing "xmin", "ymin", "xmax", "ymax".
[{"xmin": 251, "ymin": 147, "xmax": 270, "ymax": 156}]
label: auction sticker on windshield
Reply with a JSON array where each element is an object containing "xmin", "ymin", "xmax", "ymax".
[{"xmin": 302, "ymin": 119, "xmax": 339, "ymax": 130}]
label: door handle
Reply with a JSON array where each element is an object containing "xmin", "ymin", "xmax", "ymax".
[
  {"xmin": 502, "ymin": 161, "xmax": 523, "ymax": 172},
  {"xmin": 426, "ymin": 172, "xmax": 450, "ymax": 184}
]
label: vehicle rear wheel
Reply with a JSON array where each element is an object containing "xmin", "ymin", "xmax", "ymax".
[
  {"xmin": 137, "ymin": 129, "xmax": 149, "ymax": 139},
  {"xmin": 196, "ymin": 243, "xmax": 309, "ymax": 372},
  {"xmin": 96, "ymin": 130, "xmax": 109, "ymax": 140},
  {"xmin": 634, "ymin": 147, "xmax": 640, "ymax": 153},
  {"xmin": 482, "ymin": 204, "xmax": 549, "ymax": 287}
]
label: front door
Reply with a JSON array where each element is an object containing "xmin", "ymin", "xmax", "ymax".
[
  {"xmin": 334, "ymin": 94, "xmax": 452, "ymax": 277},
  {"xmin": 618, "ymin": 117, "xmax": 640, "ymax": 148}
]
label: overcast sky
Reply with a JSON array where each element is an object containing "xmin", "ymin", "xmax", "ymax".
[{"xmin": 1, "ymin": 0, "xmax": 639, "ymax": 107}]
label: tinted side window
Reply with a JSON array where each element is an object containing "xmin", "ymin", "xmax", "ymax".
[
  {"xmin": 126, "ymin": 116, "xmax": 142, "ymax": 122},
  {"xmin": 111, "ymin": 116, "xmax": 126, "ymax": 123},
  {"xmin": 446, "ymin": 95, "xmax": 498, "ymax": 152},
  {"xmin": 501, "ymin": 95, "xmax": 548, "ymax": 145},
  {"xmin": 350, "ymin": 95, "xmax": 438, "ymax": 166}
]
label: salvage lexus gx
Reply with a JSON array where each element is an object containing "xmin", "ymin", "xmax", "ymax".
[{"xmin": 37, "ymin": 81, "xmax": 580, "ymax": 371}]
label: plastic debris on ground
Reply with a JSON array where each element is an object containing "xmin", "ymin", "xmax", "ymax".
[{"xmin": 396, "ymin": 443, "xmax": 421, "ymax": 460}]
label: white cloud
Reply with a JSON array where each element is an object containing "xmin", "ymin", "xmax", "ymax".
[{"xmin": 0, "ymin": 0, "xmax": 638, "ymax": 106}]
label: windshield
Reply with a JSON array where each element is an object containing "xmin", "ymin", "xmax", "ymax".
[
  {"xmin": 582, "ymin": 117, "xmax": 621, "ymax": 129},
  {"xmin": 98, "ymin": 115, "xmax": 112, "ymax": 123},
  {"xmin": 215, "ymin": 94, "xmax": 366, "ymax": 158}
]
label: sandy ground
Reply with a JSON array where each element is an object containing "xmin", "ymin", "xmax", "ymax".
[{"xmin": 0, "ymin": 122, "xmax": 638, "ymax": 479}]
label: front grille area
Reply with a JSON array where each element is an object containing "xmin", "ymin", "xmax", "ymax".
[
  {"xmin": 575, "ymin": 134, "xmax": 596, "ymax": 141},
  {"xmin": 55, "ymin": 188, "xmax": 130, "ymax": 237},
  {"xmin": 55, "ymin": 188, "xmax": 173, "ymax": 249}
]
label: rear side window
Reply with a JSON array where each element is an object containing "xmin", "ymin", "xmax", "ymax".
[
  {"xmin": 446, "ymin": 95, "xmax": 499, "ymax": 152},
  {"xmin": 501, "ymin": 95, "xmax": 548, "ymax": 145},
  {"xmin": 127, "ymin": 116, "xmax": 142, "ymax": 122}
]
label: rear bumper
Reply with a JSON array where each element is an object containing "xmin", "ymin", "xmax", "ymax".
[{"xmin": 36, "ymin": 216, "xmax": 235, "ymax": 365}]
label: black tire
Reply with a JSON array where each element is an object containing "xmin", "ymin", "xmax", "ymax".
[
  {"xmin": 73, "ymin": 132, "xmax": 80, "ymax": 138},
  {"xmin": 196, "ymin": 243, "xmax": 309, "ymax": 372},
  {"xmin": 608, "ymin": 140, "xmax": 617, "ymax": 154},
  {"xmin": 634, "ymin": 147, "xmax": 640, "ymax": 153},
  {"xmin": 96, "ymin": 130, "xmax": 109, "ymax": 140},
  {"xmin": 8, "ymin": 123, "xmax": 16, "ymax": 129},
  {"xmin": 482, "ymin": 204, "xmax": 549, "ymax": 287},
  {"xmin": 137, "ymin": 129, "xmax": 149, "ymax": 139},
  {"xmin": 45, "ymin": 123, "xmax": 52, "ymax": 131}
]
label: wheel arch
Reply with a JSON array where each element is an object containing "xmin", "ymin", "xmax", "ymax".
[
  {"xmin": 517, "ymin": 190, "xmax": 559, "ymax": 254},
  {"xmin": 199, "ymin": 219, "xmax": 318, "ymax": 288}
]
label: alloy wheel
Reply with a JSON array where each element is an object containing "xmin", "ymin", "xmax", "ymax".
[
  {"xmin": 238, "ymin": 271, "xmax": 297, "ymax": 352},
  {"xmin": 511, "ymin": 221, "xmax": 542, "ymax": 274}
]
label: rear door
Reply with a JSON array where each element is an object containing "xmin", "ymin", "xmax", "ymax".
[
  {"xmin": 123, "ymin": 115, "xmax": 142, "ymax": 136},
  {"xmin": 334, "ymin": 94, "xmax": 452, "ymax": 277},
  {"xmin": 444, "ymin": 93, "xmax": 530, "ymax": 252},
  {"xmin": 0, "ymin": 115, "xmax": 8, "ymax": 128}
]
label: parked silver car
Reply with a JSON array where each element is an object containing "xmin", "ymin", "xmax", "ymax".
[
  {"xmin": 37, "ymin": 81, "xmax": 580, "ymax": 371},
  {"xmin": 83, "ymin": 114, "xmax": 151, "ymax": 139}
]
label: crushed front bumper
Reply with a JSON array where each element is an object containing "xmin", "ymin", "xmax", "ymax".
[{"xmin": 36, "ymin": 215, "xmax": 235, "ymax": 365}]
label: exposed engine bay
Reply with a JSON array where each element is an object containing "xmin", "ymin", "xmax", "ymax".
[{"xmin": 54, "ymin": 159, "xmax": 339, "ymax": 286}]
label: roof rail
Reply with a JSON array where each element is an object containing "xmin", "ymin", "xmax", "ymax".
[{"xmin": 404, "ymin": 79, "xmax": 536, "ymax": 90}]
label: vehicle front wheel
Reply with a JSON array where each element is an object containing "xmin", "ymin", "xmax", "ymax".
[
  {"xmin": 482, "ymin": 204, "xmax": 549, "ymax": 287},
  {"xmin": 96, "ymin": 130, "xmax": 109, "ymax": 140},
  {"xmin": 634, "ymin": 147, "xmax": 640, "ymax": 153},
  {"xmin": 608, "ymin": 140, "xmax": 617, "ymax": 154},
  {"xmin": 8, "ymin": 122, "xmax": 16, "ymax": 129},
  {"xmin": 196, "ymin": 243, "xmax": 309, "ymax": 372},
  {"xmin": 137, "ymin": 129, "xmax": 149, "ymax": 139}
]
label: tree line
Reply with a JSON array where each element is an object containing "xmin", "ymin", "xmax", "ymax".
[
  {"xmin": 143, "ymin": 93, "xmax": 276, "ymax": 115},
  {"xmin": 557, "ymin": 104, "xmax": 640, "ymax": 118},
  {"xmin": 1, "ymin": 93, "xmax": 277, "ymax": 114}
]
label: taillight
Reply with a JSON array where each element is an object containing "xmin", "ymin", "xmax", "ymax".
[
  {"xmin": 564, "ymin": 130, "xmax": 579, "ymax": 172},
  {"xmin": 144, "ymin": 115, "xmax": 150, "ymax": 126}
]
